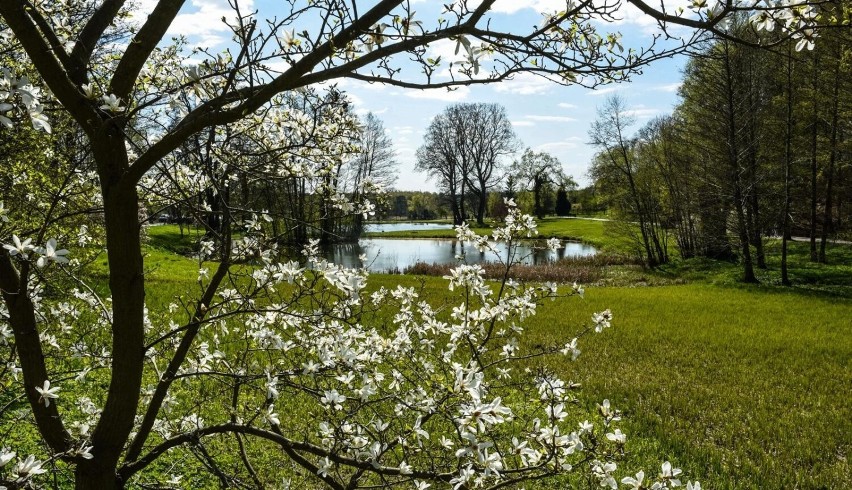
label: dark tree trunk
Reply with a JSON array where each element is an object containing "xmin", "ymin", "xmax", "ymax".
[
  {"xmin": 78, "ymin": 134, "xmax": 147, "ymax": 489},
  {"xmin": 809, "ymin": 54, "xmax": 820, "ymax": 262},
  {"xmin": 781, "ymin": 49, "xmax": 794, "ymax": 286},
  {"xmin": 723, "ymin": 45, "xmax": 756, "ymax": 283},
  {"xmin": 819, "ymin": 56, "xmax": 840, "ymax": 264}
]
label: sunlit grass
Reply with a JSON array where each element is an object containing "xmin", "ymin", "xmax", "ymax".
[
  {"xmin": 78, "ymin": 228, "xmax": 852, "ymax": 488},
  {"xmin": 365, "ymin": 217, "xmax": 628, "ymax": 252}
]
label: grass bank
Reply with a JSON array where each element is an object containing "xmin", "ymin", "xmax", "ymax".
[{"xmin": 364, "ymin": 217, "xmax": 625, "ymax": 251}]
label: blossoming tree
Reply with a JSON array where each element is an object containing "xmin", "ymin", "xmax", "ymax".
[{"xmin": 0, "ymin": 0, "xmax": 828, "ymax": 488}]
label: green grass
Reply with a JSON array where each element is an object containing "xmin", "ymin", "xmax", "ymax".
[
  {"xmin": 145, "ymin": 224, "xmax": 208, "ymax": 256},
  {"xmin": 526, "ymin": 283, "xmax": 851, "ymax": 489},
  {"xmin": 83, "ymin": 231, "xmax": 852, "ymax": 488},
  {"xmin": 365, "ymin": 217, "xmax": 628, "ymax": 251},
  {"xmin": 360, "ymin": 261, "xmax": 852, "ymax": 488}
]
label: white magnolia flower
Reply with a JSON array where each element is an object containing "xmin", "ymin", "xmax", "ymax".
[
  {"xmin": 13, "ymin": 454, "xmax": 46, "ymax": 478},
  {"xmin": 99, "ymin": 94, "xmax": 125, "ymax": 113},
  {"xmin": 3, "ymin": 235, "xmax": 34, "ymax": 258},
  {"xmin": 794, "ymin": 29, "xmax": 817, "ymax": 51},
  {"xmin": 321, "ymin": 389, "xmax": 346, "ymax": 410},
  {"xmin": 35, "ymin": 379, "xmax": 60, "ymax": 407},
  {"xmin": 686, "ymin": 481, "xmax": 702, "ymax": 490},
  {"xmin": 561, "ymin": 337, "xmax": 581, "ymax": 360},
  {"xmin": 265, "ymin": 404, "xmax": 280, "ymax": 426},
  {"xmin": 606, "ymin": 428, "xmax": 626, "ymax": 444},
  {"xmin": 36, "ymin": 238, "xmax": 69, "ymax": 267},
  {"xmin": 317, "ymin": 457, "xmax": 332, "ymax": 477},
  {"xmin": 592, "ymin": 460, "xmax": 618, "ymax": 490},
  {"xmin": 593, "ymin": 309, "xmax": 613, "ymax": 332},
  {"xmin": 81, "ymin": 83, "xmax": 97, "ymax": 99},
  {"xmin": 0, "ymin": 447, "xmax": 15, "ymax": 467},
  {"xmin": 660, "ymin": 461, "xmax": 683, "ymax": 486},
  {"xmin": 546, "ymin": 237, "xmax": 561, "ymax": 251},
  {"xmin": 265, "ymin": 373, "xmax": 279, "ymax": 400},
  {"xmin": 76, "ymin": 445, "xmax": 94, "ymax": 459},
  {"xmin": 621, "ymin": 470, "xmax": 645, "ymax": 489},
  {"xmin": 0, "ymin": 200, "xmax": 8, "ymax": 222}
]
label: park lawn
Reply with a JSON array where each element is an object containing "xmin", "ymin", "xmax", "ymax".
[
  {"xmin": 360, "ymin": 272, "xmax": 851, "ymax": 489},
  {"xmin": 364, "ymin": 217, "xmax": 628, "ymax": 251},
  {"xmin": 525, "ymin": 283, "xmax": 851, "ymax": 489},
  {"xmin": 106, "ymin": 233, "xmax": 851, "ymax": 489}
]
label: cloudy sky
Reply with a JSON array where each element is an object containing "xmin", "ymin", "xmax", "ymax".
[{"xmin": 151, "ymin": 0, "xmax": 693, "ymax": 189}]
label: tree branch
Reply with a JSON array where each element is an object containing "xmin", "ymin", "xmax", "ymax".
[
  {"xmin": 0, "ymin": 253, "xmax": 72, "ymax": 454},
  {"xmin": 110, "ymin": 0, "xmax": 187, "ymax": 99},
  {"xmin": 70, "ymin": 0, "xmax": 128, "ymax": 83}
]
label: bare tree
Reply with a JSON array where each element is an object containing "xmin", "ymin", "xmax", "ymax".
[
  {"xmin": 416, "ymin": 103, "xmax": 515, "ymax": 225},
  {"xmin": 589, "ymin": 95, "xmax": 669, "ymax": 266},
  {"xmin": 347, "ymin": 112, "xmax": 397, "ymax": 236}
]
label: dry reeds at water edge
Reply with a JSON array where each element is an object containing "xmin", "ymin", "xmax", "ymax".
[{"xmin": 402, "ymin": 254, "xmax": 638, "ymax": 284}]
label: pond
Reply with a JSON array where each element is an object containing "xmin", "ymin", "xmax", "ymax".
[
  {"xmin": 321, "ymin": 238, "xmax": 597, "ymax": 272},
  {"xmin": 364, "ymin": 222, "xmax": 454, "ymax": 232}
]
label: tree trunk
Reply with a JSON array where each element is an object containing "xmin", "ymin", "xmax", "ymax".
[
  {"xmin": 781, "ymin": 48, "xmax": 794, "ymax": 286},
  {"xmin": 819, "ymin": 55, "xmax": 839, "ymax": 264},
  {"xmin": 76, "ymin": 460, "xmax": 122, "ymax": 490},
  {"xmin": 808, "ymin": 53, "xmax": 820, "ymax": 262},
  {"xmin": 723, "ymin": 44, "xmax": 756, "ymax": 283},
  {"xmin": 476, "ymin": 189, "xmax": 487, "ymax": 226},
  {"xmin": 83, "ymin": 134, "xmax": 147, "ymax": 488}
]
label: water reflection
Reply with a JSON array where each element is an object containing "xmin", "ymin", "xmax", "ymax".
[{"xmin": 321, "ymin": 238, "xmax": 596, "ymax": 273}]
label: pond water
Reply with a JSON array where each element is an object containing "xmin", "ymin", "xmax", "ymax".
[
  {"xmin": 364, "ymin": 222, "xmax": 454, "ymax": 232},
  {"xmin": 321, "ymin": 238, "xmax": 597, "ymax": 272}
]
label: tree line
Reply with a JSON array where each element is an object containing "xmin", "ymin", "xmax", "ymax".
[{"xmin": 589, "ymin": 18, "xmax": 850, "ymax": 282}]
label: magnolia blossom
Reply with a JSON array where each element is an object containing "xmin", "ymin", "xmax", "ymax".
[
  {"xmin": 99, "ymin": 94, "xmax": 125, "ymax": 113},
  {"xmin": 35, "ymin": 238, "xmax": 69, "ymax": 267},
  {"xmin": 593, "ymin": 309, "xmax": 613, "ymax": 332},
  {"xmin": 606, "ymin": 428, "xmax": 627, "ymax": 444},
  {"xmin": 34, "ymin": 379, "xmax": 60, "ymax": 407},
  {"xmin": 13, "ymin": 454, "xmax": 46, "ymax": 478},
  {"xmin": 622, "ymin": 470, "xmax": 645, "ymax": 489},
  {"xmin": 0, "ymin": 447, "xmax": 15, "ymax": 467},
  {"xmin": 76, "ymin": 445, "xmax": 94, "ymax": 460},
  {"xmin": 660, "ymin": 461, "xmax": 683, "ymax": 486},
  {"xmin": 3, "ymin": 235, "xmax": 34, "ymax": 258}
]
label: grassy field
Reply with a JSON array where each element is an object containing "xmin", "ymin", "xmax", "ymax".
[
  {"xmin": 120, "ymin": 222, "xmax": 852, "ymax": 488},
  {"xmin": 364, "ymin": 217, "xmax": 626, "ymax": 251}
]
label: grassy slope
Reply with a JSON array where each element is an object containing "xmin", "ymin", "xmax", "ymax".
[{"xmin": 119, "ymin": 224, "xmax": 851, "ymax": 488}]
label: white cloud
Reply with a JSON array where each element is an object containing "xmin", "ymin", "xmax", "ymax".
[
  {"xmin": 586, "ymin": 85, "xmax": 626, "ymax": 96},
  {"xmin": 393, "ymin": 126, "xmax": 415, "ymax": 135},
  {"xmin": 620, "ymin": 105, "xmax": 661, "ymax": 119},
  {"xmin": 656, "ymin": 82, "xmax": 682, "ymax": 93},
  {"xmin": 494, "ymin": 72, "xmax": 555, "ymax": 95},
  {"xmin": 405, "ymin": 86, "xmax": 471, "ymax": 102},
  {"xmin": 141, "ymin": 0, "xmax": 255, "ymax": 48},
  {"xmin": 536, "ymin": 141, "xmax": 580, "ymax": 152},
  {"xmin": 525, "ymin": 115, "xmax": 577, "ymax": 123},
  {"xmin": 490, "ymin": 0, "xmax": 576, "ymax": 15},
  {"xmin": 557, "ymin": 102, "xmax": 577, "ymax": 109},
  {"xmin": 512, "ymin": 120, "xmax": 536, "ymax": 127}
]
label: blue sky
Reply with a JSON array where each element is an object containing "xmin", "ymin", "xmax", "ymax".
[
  {"xmin": 340, "ymin": 55, "xmax": 685, "ymax": 189},
  {"xmin": 144, "ymin": 0, "xmax": 691, "ymax": 189}
]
